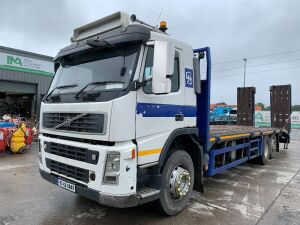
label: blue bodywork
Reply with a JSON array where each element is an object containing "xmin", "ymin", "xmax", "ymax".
[
  {"xmin": 193, "ymin": 47, "xmax": 265, "ymax": 177},
  {"xmin": 206, "ymin": 138, "xmax": 263, "ymax": 176},
  {"xmin": 193, "ymin": 47, "xmax": 211, "ymax": 154},
  {"xmin": 136, "ymin": 103, "xmax": 196, "ymax": 117}
]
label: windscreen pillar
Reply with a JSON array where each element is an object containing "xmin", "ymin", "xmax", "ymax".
[{"xmin": 237, "ymin": 87, "xmax": 256, "ymax": 126}]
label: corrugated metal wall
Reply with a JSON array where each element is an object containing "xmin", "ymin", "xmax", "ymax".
[
  {"xmin": 0, "ymin": 80, "xmax": 37, "ymax": 94},
  {"xmin": 0, "ymin": 46, "xmax": 54, "ymax": 117},
  {"xmin": 0, "ymin": 68, "xmax": 53, "ymax": 94}
]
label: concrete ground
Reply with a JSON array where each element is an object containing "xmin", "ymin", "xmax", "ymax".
[{"xmin": 0, "ymin": 140, "xmax": 300, "ymax": 225}]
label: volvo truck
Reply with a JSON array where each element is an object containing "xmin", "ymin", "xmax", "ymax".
[{"xmin": 39, "ymin": 12, "xmax": 289, "ymax": 215}]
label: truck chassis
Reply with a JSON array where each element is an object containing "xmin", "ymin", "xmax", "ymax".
[{"xmin": 207, "ymin": 125, "xmax": 285, "ymax": 176}]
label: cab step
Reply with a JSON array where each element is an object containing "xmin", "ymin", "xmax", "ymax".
[{"xmin": 137, "ymin": 187, "xmax": 160, "ymax": 199}]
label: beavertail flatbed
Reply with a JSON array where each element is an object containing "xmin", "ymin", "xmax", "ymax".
[
  {"xmin": 209, "ymin": 125, "xmax": 287, "ymax": 143},
  {"xmin": 205, "ymin": 125, "xmax": 289, "ymax": 177}
]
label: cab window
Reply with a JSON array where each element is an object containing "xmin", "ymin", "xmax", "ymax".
[{"xmin": 143, "ymin": 46, "xmax": 180, "ymax": 94}]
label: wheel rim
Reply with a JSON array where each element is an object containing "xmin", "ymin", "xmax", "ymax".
[{"xmin": 169, "ymin": 165, "xmax": 191, "ymax": 200}]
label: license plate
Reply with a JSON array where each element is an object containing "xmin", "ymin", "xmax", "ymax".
[{"xmin": 57, "ymin": 179, "xmax": 75, "ymax": 192}]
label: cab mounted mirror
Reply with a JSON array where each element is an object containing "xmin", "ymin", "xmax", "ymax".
[{"xmin": 152, "ymin": 41, "xmax": 175, "ymax": 94}]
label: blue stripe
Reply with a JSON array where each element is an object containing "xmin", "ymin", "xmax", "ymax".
[{"xmin": 136, "ymin": 103, "xmax": 196, "ymax": 117}]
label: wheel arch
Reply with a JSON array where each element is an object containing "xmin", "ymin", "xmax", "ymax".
[{"xmin": 158, "ymin": 128, "xmax": 204, "ymax": 192}]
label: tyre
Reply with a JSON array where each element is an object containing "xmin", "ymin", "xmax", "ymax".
[
  {"xmin": 158, "ymin": 150, "xmax": 194, "ymax": 215},
  {"xmin": 269, "ymin": 134, "xmax": 278, "ymax": 159},
  {"xmin": 258, "ymin": 136, "xmax": 270, "ymax": 165}
]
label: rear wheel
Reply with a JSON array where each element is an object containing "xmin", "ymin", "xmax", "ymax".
[
  {"xmin": 258, "ymin": 136, "xmax": 270, "ymax": 165},
  {"xmin": 269, "ymin": 134, "xmax": 278, "ymax": 159},
  {"xmin": 158, "ymin": 150, "xmax": 194, "ymax": 215}
]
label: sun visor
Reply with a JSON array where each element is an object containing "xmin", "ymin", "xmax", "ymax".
[{"xmin": 72, "ymin": 11, "xmax": 129, "ymax": 42}]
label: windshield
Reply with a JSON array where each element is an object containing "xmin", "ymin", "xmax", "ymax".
[{"xmin": 47, "ymin": 44, "xmax": 140, "ymax": 98}]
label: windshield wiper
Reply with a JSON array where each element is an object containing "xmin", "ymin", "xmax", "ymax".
[
  {"xmin": 45, "ymin": 84, "xmax": 78, "ymax": 101},
  {"xmin": 75, "ymin": 81, "xmax": 124, "ymax": 99}
]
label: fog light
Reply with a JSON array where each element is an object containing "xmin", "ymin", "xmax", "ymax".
[
  {"xmin": 103, "ymin": 152, "xmax": 120, "ymax": 184},
  {"xmin": 91, "ymin": 153, "xmax": 97, "ymax": 161},
  {"xmin": 90, "ymin": 172, "xmax": 96, "ymax": 181}
]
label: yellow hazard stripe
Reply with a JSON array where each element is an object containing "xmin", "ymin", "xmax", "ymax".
[
  {"xmin": 263, "ymin": 131, "xmax": 274, "ymax": 135},
  {"xmin": 138, "ymin": 148, "xmax": 162, "ymax": 156},
  {"xmin": 220, "ymin": 133, "xmax": 250, "ymax": 140},
  {"xmin": 210, "ymin": 137, "xmax": 216, "ymax": 142}
]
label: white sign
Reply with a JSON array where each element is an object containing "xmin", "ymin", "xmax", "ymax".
[
  {"xmin": 0, "ymin": 52, "xmax": 53, "ymax": 76},
  {"xmin": 255, "ymin": 111, "xmax": 300, "ymax": 129}
]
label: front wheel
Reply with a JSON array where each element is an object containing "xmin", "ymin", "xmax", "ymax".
[{"xmin": 158, "ymin": 150, "xmax": 194, "ymax": 215}]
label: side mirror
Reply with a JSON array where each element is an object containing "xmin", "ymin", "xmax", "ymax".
[{"xmin": 152, "ymin": 41, "xmax": 175, "ymax": 94}]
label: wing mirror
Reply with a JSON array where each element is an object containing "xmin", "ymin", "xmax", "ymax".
[{"xmin": 151, "ymin": 41, "xmax": 175, "ymax": 94}]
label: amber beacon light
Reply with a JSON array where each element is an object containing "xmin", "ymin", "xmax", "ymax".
[{"xmin": 159, "ymin": 21, "xmax": 168, "ymax": 32}]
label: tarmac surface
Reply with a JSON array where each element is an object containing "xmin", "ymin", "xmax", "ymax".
[{"xmin": 1, "ymin": 136, "xmax": 300, "ymax": 225}]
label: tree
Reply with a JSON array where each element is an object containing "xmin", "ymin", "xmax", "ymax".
[
  {"xmin": 264, "ymin": 106, "xmax": 271, "ymax": 111},
  {"xmin": 292, "ymin": 105, "xmax": 300, "ymax": 111},
  {"xmin": 256, "ymin": 102, "xmax": 265, "ymax": 110}
]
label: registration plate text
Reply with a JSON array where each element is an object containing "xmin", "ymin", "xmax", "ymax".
[{"xmin": 57, "ymin": 179, "xmax": 75, "ymax": 192}]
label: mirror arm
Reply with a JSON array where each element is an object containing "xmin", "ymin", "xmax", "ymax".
[{"xmin": 128, "ymin": 80, "xmax": 148, "ymax": 91}]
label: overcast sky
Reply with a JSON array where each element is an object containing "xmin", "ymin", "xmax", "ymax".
[{"xmin": 0, "ymin": 0, "xmax": 299, "ymax": 105}]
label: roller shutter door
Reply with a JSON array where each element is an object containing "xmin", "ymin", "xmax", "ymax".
[{"xmin": 0, "ymin": 80, "xmax": 36, "ymax": 94}]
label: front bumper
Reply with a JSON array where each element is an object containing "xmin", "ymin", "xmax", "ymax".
[{"xmin": 40, "ymin": 169, "xmax": 140, "ymax": 208}]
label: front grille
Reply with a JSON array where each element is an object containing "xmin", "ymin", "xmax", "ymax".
[
  {"xmin": 44, "ymin": 142, "xmax": 99, "ymax": 164},
  {"xmin": 43, "ymin": 133, "xmax": 115, "ymax": 146},
  {"xmin": 46, "ymin": 159, "xmax": 89, "ymax": 183},
  {"xmin": 43, "ymin": 113, "xmax": 104, "ymax": 133}
]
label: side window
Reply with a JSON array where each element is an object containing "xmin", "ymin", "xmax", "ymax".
[
  {"xmin": 143, "ymin": 47, "xmax": 180, "ymax": 94},
  {"xmin": 143, "ymin": 47, "xmax": 154, "ymax": 94},
  {"xmin": 171, "ymin": 57, "xmax": 180, "ymax": 92}
]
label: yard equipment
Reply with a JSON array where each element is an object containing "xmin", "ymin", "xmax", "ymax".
[{"xmin": 10, "ymin": 123, "xmax": 28, "ymax": 154}]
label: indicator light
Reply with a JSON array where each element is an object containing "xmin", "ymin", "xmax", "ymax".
[{"xmin": 131, "ymin": 148, "xmax": 136, "ymax": 159}]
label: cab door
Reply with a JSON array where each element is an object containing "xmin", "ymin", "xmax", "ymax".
[{"xmin": 136, "ymin": 45, "xmax": 185, "ymax": 165}]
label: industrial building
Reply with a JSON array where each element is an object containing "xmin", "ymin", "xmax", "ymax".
[{"xmin": 0, "ymin": 46, "xmax": 53, "ymax": 119}]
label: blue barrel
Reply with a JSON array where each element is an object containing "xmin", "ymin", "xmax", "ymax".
[{"xmin": 0, "ymin": 122, "xmax": 15, "ymax": 128}]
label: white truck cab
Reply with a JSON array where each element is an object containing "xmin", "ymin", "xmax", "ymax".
[
  {"xmin": 39, "ymin": 11, "xmax": 288, "ymax": 215},
  {"xmin": 39, "ymin": 11, "xmax": 205, "ymax": 215}
]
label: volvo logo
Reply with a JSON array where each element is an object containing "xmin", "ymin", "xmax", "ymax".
[
  {"xmin": 52, "ymin": 113, "xmax": 88, "ymax": 130},
  {"xmin": 64, "ymin": 117, "xmax": 72, "ymax": 127}
]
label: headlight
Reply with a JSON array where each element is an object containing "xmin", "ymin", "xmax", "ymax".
[{"xmin": 103, "ymin": 152, "xmax": 120, "ymax": 184}]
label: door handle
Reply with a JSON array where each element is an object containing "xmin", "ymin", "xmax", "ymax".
[{"xmin": 175, "ymin": 114, "xmax": 184, "ymax": 121}]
